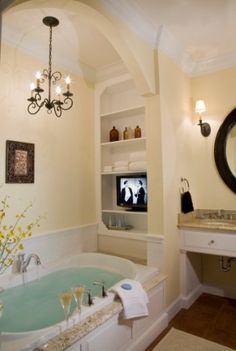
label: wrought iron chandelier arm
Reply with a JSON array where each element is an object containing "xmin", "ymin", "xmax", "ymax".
[
  {"xmin": 51, "ymin": 71, "xmax": 62, "ymax": 85},
  {"xmin": 61, "ymin": 96, "xmax": 73, "ymax": 111},
  {"xmin": 51, "ymin": 100, "xmax": 63, "ymax": 118},
  {"xmin": 27, "ymin": 93, "xmax": 46, "ymax": 115}
]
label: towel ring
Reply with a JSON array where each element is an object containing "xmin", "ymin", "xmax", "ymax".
[{"xmin": 180, "ymin": 177, "xmax": 190, "ymax": 192}]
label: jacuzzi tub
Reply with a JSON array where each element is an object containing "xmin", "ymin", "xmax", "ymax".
[{"xmin": 0, "ymin": 253, "xmax": 137, "ymax": 351}]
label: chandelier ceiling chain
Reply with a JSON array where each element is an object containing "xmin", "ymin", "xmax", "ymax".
[{"xmin": 27, "ymin": 16, "xmax": 73, "ymax": 118}]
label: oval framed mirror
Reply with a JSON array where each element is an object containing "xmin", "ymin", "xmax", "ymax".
[{"xmin": 214, "ymin": 108, "xmax": 236, "ymax": 193}]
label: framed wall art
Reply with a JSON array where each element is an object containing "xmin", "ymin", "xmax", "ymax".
[{"xmin": 6, "ymin": 140, "xmax": 35, "ymax": 183}]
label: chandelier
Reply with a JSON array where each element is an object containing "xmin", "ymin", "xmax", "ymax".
[{"xmin": 27, "ymin": 16, "xmax": 73, "ymax": 118}]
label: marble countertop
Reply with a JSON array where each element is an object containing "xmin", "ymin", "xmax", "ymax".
[
  {"xmin": 178, "ymin": 210, "xmax": 236, "ymax": 232},
  {"xmin": 33, "ymin": 272, "xmax": 167, "ymax": 351}
]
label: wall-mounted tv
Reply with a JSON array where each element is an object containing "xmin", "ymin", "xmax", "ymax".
[{"xmin": 116, "ymin": 174, "xmax": 147, "ymax": 211}]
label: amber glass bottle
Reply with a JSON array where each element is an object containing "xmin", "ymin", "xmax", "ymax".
[
  {"xmin": 134, "ymin": 125, "xmax": 142, "ymax": 138},
  {"xmin": 109, "ymin": 126, "xmax": 119, "ymax": 142}
]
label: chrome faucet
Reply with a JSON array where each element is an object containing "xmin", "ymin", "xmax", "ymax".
[
  {"xmin": 217, "ymin": 209, "xmax": 225, "ymax": 219},
  {"xmin": 84, "ymin": 289, "xmax": 94, "ymax": 306},
  {"xmin": 93, "ymin": 281, "xmax": 107, "ymax": 298},
  {"xmin": 14, "ymin": 253, "xmax": 41, "ymax": 273}
]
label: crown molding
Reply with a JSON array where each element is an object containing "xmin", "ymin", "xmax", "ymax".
[
  {"xmin": 155, "ymin": 25, "xmax": 236, "ymax": 77},
  {"xmin": 189, "ymin": 50, "xmax": 236, "ymax": 77},
  {"xmin": 98, "ymin": 0, "xmax": 157, "ymax": 47},
  {"xmin": 156, "ymin": 26, "xmax": 194, "ymax": 75},
  {"xmin": 96, "ymin": 61, "xmax": 127, "ymax": 82},
  {"xmin": 98, "ymin": 1, "xmax": 236, "ymax": 77}
]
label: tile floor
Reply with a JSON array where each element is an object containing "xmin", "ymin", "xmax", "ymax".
[{"xmin": 146, "ymin": 293, "xmax": 236, "ymax": 350}]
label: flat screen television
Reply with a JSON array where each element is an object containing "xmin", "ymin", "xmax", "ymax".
[{"xmin": 116, "ymin": 174, "xmax": 147, "ymax": 211}]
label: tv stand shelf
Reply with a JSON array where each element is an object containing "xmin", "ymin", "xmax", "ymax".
[
  {"xmin": 102, "ymin": 209, "xmax": 147, "ymax": 215},
  {"xmin": 102, "ymin": 170, "xmax": 146, "ymax": 175}
]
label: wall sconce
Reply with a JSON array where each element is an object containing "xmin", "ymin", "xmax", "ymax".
[{"xmin": 195, "ymin": 100, "xmax": 211, "ymax": 137}]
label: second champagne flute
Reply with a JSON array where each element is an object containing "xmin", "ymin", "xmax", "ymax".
[
  {"xmin": 58, "ymin": 291, "xmax": 73, "ymax": 329},
  {"xmin": 72, "ymin": 286, "xmax": 85, "ymax": 315}
]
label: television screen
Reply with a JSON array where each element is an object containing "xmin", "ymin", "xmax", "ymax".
[{"xmin": 116, "ymin": 174, "xmax": 147, "ymax": 211}]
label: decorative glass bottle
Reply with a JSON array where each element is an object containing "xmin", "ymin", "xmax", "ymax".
[
  {"xmin": 109, "ymin": 126, "xmax": 119, "ymax": 142},
  {"xmin": 127, "ymin": 127, "xmax": 134, "ymax": 139},
  {"xmin": 123, "ymin": 127, "xmax": 129, "ymax": 140},
  {"xmin": 134, "ymin": 125, "xmax": 142, "ymax": 138}
]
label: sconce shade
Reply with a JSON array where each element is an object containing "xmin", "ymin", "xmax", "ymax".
[
  {"xmin": 195, "ymin": 100, "xmax": 206, "ymax": 114},
  {"xmin": 195, "ymin": 99, "xmax": 210, "ymax": 137}
]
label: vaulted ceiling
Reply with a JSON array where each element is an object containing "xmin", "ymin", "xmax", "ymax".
[{"xmin": 2, "ymin": 0, "xmax": 236, "ymax": 80}]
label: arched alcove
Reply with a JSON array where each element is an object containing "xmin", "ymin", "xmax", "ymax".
[{"xmin": 1, "ymin": 0, "xmax": 156, "ymax": 96}]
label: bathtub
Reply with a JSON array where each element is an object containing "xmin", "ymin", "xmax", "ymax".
[{"xmin": 0, "ymin": 253, "xmax": 138, "ymax": 351}]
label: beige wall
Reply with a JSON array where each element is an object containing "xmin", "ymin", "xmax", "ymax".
[
  {"xmin": 191, "ymin": 68, "xmax": 236, "ymax": 208},
  {"xmin": 0, "ymin": 43, "xmax": 96, "ymax": 233},
  {"xmin": 191, "ymin": 68, "xmax": 236, "ymax": 291},
  {"xmin": 147, "ymin": 53, "xmax": 236, "ymax": 305},
  {"xmin": 157, "ymin": 51, "xmax": 192, "ymax": 304}
]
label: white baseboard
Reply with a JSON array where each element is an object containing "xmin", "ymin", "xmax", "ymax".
[
  {"xmin": 166, "ymin": 296, "xmax": 183, "ymax": 322},
  {"xmin": 126, "ymin": 312, "xmax": 168, "ymax": 351},
  {"xmin": 181, "ymin": 284, "xmax": 203, "ymax": 309},
  {"xmin": 202, "ymin": 284, "xmax": 236, "ymax": 299},
  {"xmin": 165, "ymin": 284, "xmax": 203, "ymax": 324}
]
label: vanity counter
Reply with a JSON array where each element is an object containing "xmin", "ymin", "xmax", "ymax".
[
  {"xmin": 178, "ymin": 209, "xmax": 236, "ymax": 258},
  {"xmin": 178, "ymin": 209, "xmax": 236, "ymax": 232}
]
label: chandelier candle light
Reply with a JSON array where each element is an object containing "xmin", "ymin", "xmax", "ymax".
[{"xmin": 27, "ymin": 16, "xmax": 73, "ymax": 118}]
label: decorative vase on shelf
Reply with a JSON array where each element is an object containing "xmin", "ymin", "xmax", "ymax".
[
  {"xmin": 127, "ymin": 127, "xmax": 134, "ymax": 139},
  {"xmin": 134, "ymin": 125, "xmax": 142, "ymax": 138},
  {"xmin": 109, "ymin": 126, "xmax": 119, "ymax": 142}
]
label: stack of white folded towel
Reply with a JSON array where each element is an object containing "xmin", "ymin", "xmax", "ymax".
[
  {"xmin": 129, "ymin": 151, "xmax": 147, "ymax": 171},
  {"xmin": 113, "ymin": 161, "xmax": 129, "ymax": 172},
  {"xmin": 104, "ymin": 152, "xmax": 147, "ymax": 173},
  {"xmin": 112, "ymin": 279, "xmax": 149, "ymax": 319}
]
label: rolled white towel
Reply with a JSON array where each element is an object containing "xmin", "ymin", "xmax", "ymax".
[
  {"xmin": 129, "ymin": 151, "xmax": 146, "ymax": 162},
  {"xmin": 129, "ymin": 161, "xmax": 147, "ymax": 171},
  {"xmin": 113, "ymin": 160, "xmax": 129, "ymax": 167}
]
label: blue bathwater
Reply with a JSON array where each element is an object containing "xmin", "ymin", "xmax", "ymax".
[{"xmin": 0, "ymin": 267, "xmax": 124, "ymax": 333}]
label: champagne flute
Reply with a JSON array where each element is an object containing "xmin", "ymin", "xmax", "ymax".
[
  {"xmin": 72, "ymin": 286, "xmax": 85, "ymax": 320},
  {"xmin": 58, "ymin": 291, "xmax": 73, "ymax": 328}
]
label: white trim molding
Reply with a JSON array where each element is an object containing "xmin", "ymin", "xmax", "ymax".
[{"xmin": 146, "ymin": 233, "xmax": 164, "ymax": 271}]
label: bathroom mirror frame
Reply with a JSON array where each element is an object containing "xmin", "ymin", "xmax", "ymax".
[{"xmin": 214, "ymin": 108, "xmax": 236, "ymax": 193}]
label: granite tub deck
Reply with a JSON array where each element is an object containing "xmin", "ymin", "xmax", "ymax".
[
  {"xmin": 33, "ymin": 270, "xmax": 166, "ymax": 351},
  {"xmin": 178, "ymin": 209, "xmax": 236, "ymax": 231}
]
